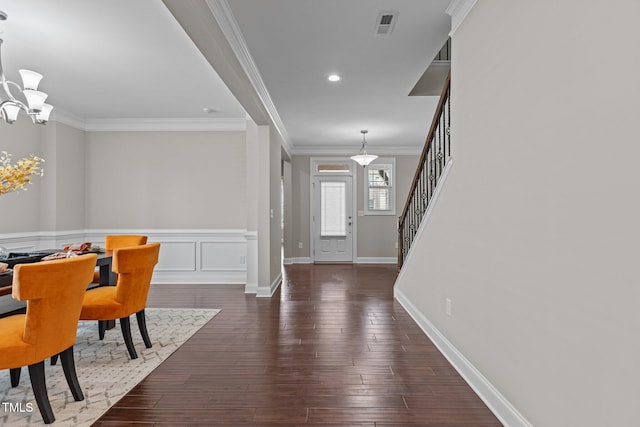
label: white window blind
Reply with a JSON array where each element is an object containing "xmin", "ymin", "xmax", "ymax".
[
  {"xmin": 365, "ymin": 159, "xmax": 396, "ymax": 215},
  {"xmin": 320, "ymin": 182, "xmax": 346, "ymax": 236}
]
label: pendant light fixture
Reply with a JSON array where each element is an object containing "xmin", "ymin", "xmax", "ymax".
[
  {"xmin": 350, "ymin": 130, "xmax": 378, "ymax": 166},
  {"xmin": 0, "ymin": 11, "xmax": 53, "ymax": 124}
]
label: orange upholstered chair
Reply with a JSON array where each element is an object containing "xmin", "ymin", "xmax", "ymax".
[
  {"xmin": 80, "ymin": 243, "xmax": 160, "ymax": 359},
  {"xmin": 92, "ymin": 235, "xmax": 147, "ymax": 284},
  {"xmin": 0, "ymin": 254, "xmax": 98, "ymax": 424}
]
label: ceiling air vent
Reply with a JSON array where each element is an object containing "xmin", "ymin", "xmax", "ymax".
[{"xmin": 375, "ymin": 11, "xmax": 398, "ymax": 36}]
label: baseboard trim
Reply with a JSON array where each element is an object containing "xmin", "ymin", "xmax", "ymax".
[
  {"xmin": 257, "ymin": 272, "xmax": 282, "ymax": 298},
  {"xmin": 394, "ymin": 288, "xmax": 532, "ymax": 427},
  {"xmin": 152, "ymin": 271, "xmax": 246, "ymax": 285},
  {"xmin": 285, "ymin": 257, "xmax": 396, "ymax": 265},
  {"xmin": 356, "ymin": 257, "xmax": 397, "ymax": 264},
  {"xmin": 289, "ymin": 257, "xmax": 312, "ymax": 264}
]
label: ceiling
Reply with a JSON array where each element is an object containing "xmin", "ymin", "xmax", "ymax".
[
  {"xmin": 0, "ymin": 0, "xmax": 451, "ymax": 153},
  {"xmin": 0, "ymin": 0, "xmax": 246, "ymax": 124}
]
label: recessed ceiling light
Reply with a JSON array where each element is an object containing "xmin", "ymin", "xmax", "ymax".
[
  {"xmin": 327, "ymin": 74, "xmax": 341, "ymax": 82},
  {"xmin": 202, "ymin": 107, "xmax": 217, "ymax": 114}
]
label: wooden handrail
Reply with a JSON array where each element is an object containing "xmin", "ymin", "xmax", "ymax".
[{"xmin": 400, "ymin": 70, "xmax": 450, "ymax": 226}]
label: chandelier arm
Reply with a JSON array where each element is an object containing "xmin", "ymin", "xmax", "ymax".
[
  {"xmin": 0, "ymin": 97, "xmax": 29, "ymax": 112},
  {"xmin": 3, "ymin": 81, "xmax": 25, "ymax": 103},
  {"xmin": 0, "ymin": 42, "xmax": 34, "ymax": 119},
  {"xmin": 0, "ymin": 17, "xmax": 50, "ymax": 124},
  {"xmin": 0, "ymin": 38, "xmax": 12, "ymax": 101}
]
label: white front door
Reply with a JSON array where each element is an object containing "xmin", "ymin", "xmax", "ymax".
[{"xmin": 312, "ymin": 175, "xmax": 353, "ymax": 262}]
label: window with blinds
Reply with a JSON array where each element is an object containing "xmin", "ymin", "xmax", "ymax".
[{"xmin": 365, "ymin": 158, "xmax": 396, "ymax": 215}]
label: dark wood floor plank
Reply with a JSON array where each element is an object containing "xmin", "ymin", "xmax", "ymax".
[{"xmin": 93, "ymin": 264, "xmax": 502, "ymax": 426}]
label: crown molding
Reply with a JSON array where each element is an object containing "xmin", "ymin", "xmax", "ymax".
[
  {"xmin": 446, "ymin": 0, "xmax": 478, "ymax": 36},
  {"xmin": 83, "ymin": 117, "xmax": 247, "ymax": 132},
  {"xmin": 51, "ymin": 108, "xmax": 87, "ymax": 130},
  {"xmin": 291, "ymin": 145, "xmax": 422, "ymax": 156},
  {"xmin": 206, "ymin": 0, "xmax": 292, "ymax": 155},
  {"xmin": 50, "ymin": 107, "xmax": 247, "ymax": 132}
]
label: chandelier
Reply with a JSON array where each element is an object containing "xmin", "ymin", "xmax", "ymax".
[
  {"xmin": 0, "ymin": 11, "xmax": 53, "ymax": 124},
  {"xmin": 350, "ymin": 130, "xmax": 378, "ymax": 166}
]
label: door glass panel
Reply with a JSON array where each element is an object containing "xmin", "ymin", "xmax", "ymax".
[{"xmin": 320, "ymin": 182, "xmax": 346, "ymax": 236}]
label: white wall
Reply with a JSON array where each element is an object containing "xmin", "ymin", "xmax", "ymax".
[
  {"xmin": 357, "ymin": 155, "xmax": 418, "ymax": 261},
  {"xmin": 268, "ymin": 126, "xmax": 282, "ymax": 288},
  {"xmin": 51, "ymin": 123, "xmax": 87, "ymax": 231},
  {"xmin": 282, "ymin": 159, "xmax": 293, "ymax": 261},
  {"xmin": 85, "ymin": 130, "xmax": 246, "ymax": 229},
  {"xmin": 0, "ymin": 119, "xmax": 44, "ymax": 233},
  {"xmin": 0, "ymin": 120, "xmax": 86, "ymax": 233},
  {"xmin": 395, "ymin": 1, "xmax": 640, "ymax": 426},
  {"xmin": 1, "ymin": 123, "xmax": 251, "ymax": 284},
  {"xmin": 290, "ymin": 155, "xmax": 312, "ymax": 260}
]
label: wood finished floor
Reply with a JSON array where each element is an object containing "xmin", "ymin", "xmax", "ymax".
[{"xmin": 93, "ymin": 264, "xmax": 502, "ymax": 426}]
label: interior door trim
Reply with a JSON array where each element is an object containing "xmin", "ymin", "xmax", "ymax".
[{"xmin": 309, "ymin": 157, "xmax": 357, "ymax": 263}]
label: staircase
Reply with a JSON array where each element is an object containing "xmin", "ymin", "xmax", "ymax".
[{"xmin": 398, "ymin": 70, "xmax": 451, "ymax": 268}]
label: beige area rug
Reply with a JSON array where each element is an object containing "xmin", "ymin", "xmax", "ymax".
[{"xmin": 0, "ymin": 308, "xmax": 220, "ymax": 426}]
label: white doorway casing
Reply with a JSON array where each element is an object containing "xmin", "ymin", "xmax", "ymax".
[{"xmin": 309, "ymin": 158, "xmax": 357, "ymax": 263}]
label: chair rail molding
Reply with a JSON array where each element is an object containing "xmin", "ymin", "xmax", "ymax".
[{"xmin": 0, "ymin": 229, "xmax": 250, "ymax": 285}]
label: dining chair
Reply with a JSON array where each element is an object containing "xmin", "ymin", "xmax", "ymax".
[
  {"xmin": 80, "ymin": 243, "xmax": 160, "ymax": 359},
  {"xmin": 0, "ymin": 254, "xmax": 98, "ymax": 424},
  {"xmin": 91, "ymin": 234, "xmax": 148, "ymax": 340},
  {"xmin": 92, "ymin": 234, "xmax": 148, "ymax": 285}
]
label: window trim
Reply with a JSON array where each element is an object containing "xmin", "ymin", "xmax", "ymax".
[{"xmin": 364, "ymin": 157, "xmax": 396, "ymax": 216}]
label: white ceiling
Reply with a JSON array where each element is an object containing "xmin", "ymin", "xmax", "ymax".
[
  {"xmin": 0, "ymin": 0, "xmax": 246, "ymax": 124},
  {"xmin": 221, "ymin": 0, "xmax": 451, "ymax": 153},
  {"xmin": 0, "ymin": 0, "xmax": 451, "ymax": 152}
]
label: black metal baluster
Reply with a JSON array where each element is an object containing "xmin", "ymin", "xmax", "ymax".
[{"xmin": 397, "ymin": 71, "xmax": 450, "ymax": 269}]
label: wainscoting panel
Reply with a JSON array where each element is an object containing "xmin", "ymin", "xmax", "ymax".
[
  {"xmin": 200, "ymin": 241, "xmax": 246, "ymax": 271},
  {"xmin": 0, "ymin": 229, "xmax": 248, "ymax": 285},
  {"xmin": 156, "ymin": 241, "xmax": 196, "ymax": 271}
]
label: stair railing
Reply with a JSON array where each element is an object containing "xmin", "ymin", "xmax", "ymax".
[{"xmin": 398, "ymin": 70, "xmax": 451, "ymax": 269}]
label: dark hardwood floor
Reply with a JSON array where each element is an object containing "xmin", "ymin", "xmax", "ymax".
[{"xmin": 93, "ymin": 264, "xmax": 502, "ymax": 426}]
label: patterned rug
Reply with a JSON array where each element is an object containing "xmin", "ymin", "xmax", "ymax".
[{"xmin": 0, "ymin": 308, "xmax": 220, "ymax": 426}]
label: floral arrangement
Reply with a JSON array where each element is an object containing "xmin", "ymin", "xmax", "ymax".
[{"xmin": 0, "ymin": 151, "xmax": 44, "ymax": 196}]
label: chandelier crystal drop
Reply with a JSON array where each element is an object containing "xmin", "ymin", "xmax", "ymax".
[
  {"xmin": 0, "ymin": 11, "xmax": 53, "ymax": 124},
  {"xmin": 350, "ymin": 130, "xmax": 378, "ymax": 167}
]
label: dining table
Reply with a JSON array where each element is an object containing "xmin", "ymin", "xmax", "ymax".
[{"xmin": 0, "ymin": 250, "xmax": 114, "ymax": 312}]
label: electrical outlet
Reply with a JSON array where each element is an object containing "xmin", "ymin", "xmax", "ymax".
[
  {"xmin": 445, "ymin": 298, "xmax": 452, "ymax": 316},
  {"xmin": 240, "ymin": 255, "xmax": 246, "ymax": 265},
  {"xmin": 298, "ymin": 242, "xmax": 303, "ymax": 249},
  {"xmin": 395, "ymin": 241, "xmax": 398, "ymax": 249}
]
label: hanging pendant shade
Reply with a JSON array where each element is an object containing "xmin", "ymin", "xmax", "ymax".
[{"xmin": 351, "ymin": 130, "xmax": 378, "ymax": 166}]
